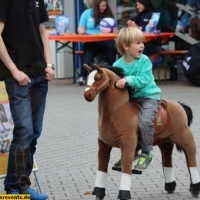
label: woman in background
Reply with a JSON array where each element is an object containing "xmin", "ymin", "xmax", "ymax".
[
  {"xmin": 127, "ymin": 0, "xmax": 159, "ymax": 56},
  {"xmin": 77, "ymin": 0, "xmax": 117, "ymax": 85},
  {"xmin": 127, "ymin": 0, "xmax": 155, "ymax": 31}
]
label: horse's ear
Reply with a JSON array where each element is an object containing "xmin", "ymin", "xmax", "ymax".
[
  {"xmin": 93, "ymin": 64, "xmax": 103, "ymax": 74},
  {"xmin": 84, "ymin": 64, "xmax": 93, "ymax": 73}
]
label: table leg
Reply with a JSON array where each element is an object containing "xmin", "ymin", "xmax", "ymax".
[
  {"xmin": 72, "ymin": 42, "xmax": 76, "ymax": 83},
  {"xmin": 55, "ymin": 41, "xmax": 59, "ymax": 85},
  {"xmin": 156, "ymin": 39, "xmax": 160, "ymax": 85}
]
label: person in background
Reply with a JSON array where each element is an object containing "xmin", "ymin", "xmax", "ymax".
[
  {"xmin": 0, "ymin": 0, "xmax": 54, "ymax": 199},
  {"xmin": 113, "ymin": 27, "xmax": 161, "ymax": 171},
  {"xmin": 77, "ymin": 0, "xmax": 117, "ymax": 86},
  {"xmin": 127, "ymin": 0, "xmax": 155, "ymax": 31},
  {"xmin": 127, "ymin": 0, "xmax": 159, "ymax": 56}
]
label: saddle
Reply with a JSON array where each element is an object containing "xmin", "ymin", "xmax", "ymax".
[
  {"xmin": 134, "ymin": 100, "xmax": 167, "ymax": 143},
  {"xmin": 153, "ymin": 100, "xmax": 167, "ymax": 143}
]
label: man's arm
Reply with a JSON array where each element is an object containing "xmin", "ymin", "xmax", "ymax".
[
  {"xmin": 0, "ymin": 21, "xmax": 31, "ymax": 85},
  {"xmin": 39, "ymin": 23, "xmax": 55, "ymax": 82}
]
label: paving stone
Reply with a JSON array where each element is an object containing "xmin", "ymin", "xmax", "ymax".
[{"xmin": 0, "ymin": 80, "xmax": 200, "ymax": 200}]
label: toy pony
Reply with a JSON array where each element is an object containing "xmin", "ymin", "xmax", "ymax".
[{"xmin": 83, "ymin": 63, "xmax": 200, "ymax": 200}]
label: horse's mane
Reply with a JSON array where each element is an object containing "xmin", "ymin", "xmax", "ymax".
[
  {"xmin": 96, "ymin": 62, "xmax": 133, "ymax": 95},
  {"xmin": 96, "ymin": 62, "xmax": 124, "ymax": 78}
]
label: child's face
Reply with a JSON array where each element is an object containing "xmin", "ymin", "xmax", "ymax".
[{"xmin": 124, "ymin": 41, "xmax": 144, "ymax": 59}]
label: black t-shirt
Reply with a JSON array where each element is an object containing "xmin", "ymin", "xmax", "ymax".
[{"xmin": 0, "ymin": 0, "xmax": 49, "ymax": 80}]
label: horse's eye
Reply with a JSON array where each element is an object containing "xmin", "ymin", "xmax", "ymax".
[{"xmin": 95, "ymin": 74, "xmax": 101, "ymax": 81}]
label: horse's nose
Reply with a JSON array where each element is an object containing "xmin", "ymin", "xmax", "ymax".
[{"xmin": 84, "ymin": 91, "xmax": 94, "ymax": 102}]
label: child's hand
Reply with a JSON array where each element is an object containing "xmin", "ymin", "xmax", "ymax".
[{"xmin": 116, "ymin": 78, "xmax": 126, "ymax": 89}]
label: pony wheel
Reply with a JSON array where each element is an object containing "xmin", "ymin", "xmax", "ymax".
[{"xmin": 96, "ymin": 196, "xmax": 104, "ymax": 200}]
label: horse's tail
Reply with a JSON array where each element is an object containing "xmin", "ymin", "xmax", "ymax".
[
  {"xmin": 178, "ymin": 102, "xmax": 193, "ymax": 126},
  {"xmin": 176, "ymin": 102, "xmax": 193, "ymax": 152}
]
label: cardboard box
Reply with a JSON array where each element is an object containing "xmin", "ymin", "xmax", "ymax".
[{"xmin": 153, "ymin": 66, "xmax": 170, "ymax": 80}]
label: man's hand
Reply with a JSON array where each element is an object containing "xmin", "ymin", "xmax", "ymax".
[
  {"xmin": 11, "ymin": 70, "xmax": 31, "ymax": 86},
  {"xmin": 116, "ymin": 78, "xmax": 126, "ymax": 89},
  {"xmin": 45, "ymin": 66, "xmax": 55, "ymax": 82}
]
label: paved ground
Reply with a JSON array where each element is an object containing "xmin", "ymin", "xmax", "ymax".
[{"xmin": 0, "ymin": 79, "xmax": 200, "ymax": 200}]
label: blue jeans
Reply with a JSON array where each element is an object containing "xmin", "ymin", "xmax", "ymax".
[{"xmin": 4, "ymin": 76, "xmax": 48, "ymax": 191}]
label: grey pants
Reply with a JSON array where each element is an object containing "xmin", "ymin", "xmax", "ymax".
[{"xmin": 133, "ymin": 98, "xmax": 161, "ymax": 152}]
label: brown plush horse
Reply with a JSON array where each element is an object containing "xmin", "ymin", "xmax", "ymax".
[{"xmin": 83, "ymin": 63, "xmax": 200, "ymax": 200}]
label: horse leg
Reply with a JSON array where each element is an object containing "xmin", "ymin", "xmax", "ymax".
[
  {"xmin": 92, "ymin": 138, "xmax": 112, "ymax": 199},
  {"xmin": 171, "ymin": 127, "xmax": 200, "ymax": 197},
  {"xmin": 117, "ymin": 133, "xmax": 137, "ymax": 200},
  {"xmin": 158, "ymin": 142, "xmax": 176, "ymax": 194}
]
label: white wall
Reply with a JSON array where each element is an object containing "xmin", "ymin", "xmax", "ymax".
[{"xmin": 49, "ymin": 0, "xmax": 75, "ymax": 79}]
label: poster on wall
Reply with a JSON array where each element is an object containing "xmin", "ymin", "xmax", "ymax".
[
  {"xmin": 0, "ymin": 82, "xmax": 14, "ymax": 177},
  {"xmin": 0, "ymin": 82, "xmax": 13, "ymax": 153},
  {"xmin": 44, "ymin": 0, "xmax": 64, "ymax": 28}
]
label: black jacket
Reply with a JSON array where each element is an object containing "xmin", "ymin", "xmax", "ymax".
[{"xmin": 131, "ymin": 11, "xmax": 153, "ymax": 32}]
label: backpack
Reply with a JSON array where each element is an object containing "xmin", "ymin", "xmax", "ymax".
[{"xmin": 182, "ymin": 42, "xmax": 200, "ymax": 87}]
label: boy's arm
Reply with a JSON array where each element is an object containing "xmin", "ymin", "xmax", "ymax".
[
  {"xmin": 0, "ymin": 21, "xmax": 31, "ymax": 85},
  {"xmin": 126, "ymin": 58, "xmax": 153, "ymax": 88}
]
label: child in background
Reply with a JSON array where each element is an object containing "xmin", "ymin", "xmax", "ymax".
[{"xmin": 113, "ymin": 27, "xmax": 161, "ymax": 171}]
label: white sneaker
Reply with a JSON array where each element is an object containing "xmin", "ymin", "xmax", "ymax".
[{"xmin": 77, "ymin": 77, "xmax": 85, "ymax": 86}]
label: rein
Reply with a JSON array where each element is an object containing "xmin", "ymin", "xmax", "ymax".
[{"xmin": 86, "ymin": 75, "xmax": 109, "ymax": 94}]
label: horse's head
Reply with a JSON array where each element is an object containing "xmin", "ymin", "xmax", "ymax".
[{"xmin": 83, "ymin": 64, "xmax": 109, "ymax": 102}]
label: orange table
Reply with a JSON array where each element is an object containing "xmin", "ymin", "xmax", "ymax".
[
  {"xmin": 144, "ymin": 32, "xmax": 174, "ymax": 43},
  {"xmin": 48, "ymin": 32, "xmax": 174, "ymax": 84},
  {"xmin": 49, "ymin": 34, "xmax": 118, "ymax": 84}
]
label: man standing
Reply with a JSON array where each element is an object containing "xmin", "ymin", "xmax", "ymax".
[{"xmin": 0, "ymin": 0, "xmax": 54, "ymax": 199}]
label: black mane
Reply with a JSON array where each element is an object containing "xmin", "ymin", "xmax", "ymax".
[
  {"xmin": 96, "ymin": 62, "xmax": 133, "ymax": 95},
  {"xmin": 96, "ymin": 63, "xmax": 124, "ymax": 78}
]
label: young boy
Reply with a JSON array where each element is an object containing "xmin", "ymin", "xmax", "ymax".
[{"xmin": 113, "ymin": 27, "xmax": 161, "ymax": 171}]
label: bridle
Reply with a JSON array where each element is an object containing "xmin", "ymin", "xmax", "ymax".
[{"xmin": 86, "ymin": 74, "xmax": 110, "ymax": 94}]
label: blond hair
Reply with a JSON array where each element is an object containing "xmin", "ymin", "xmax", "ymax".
[{"xmin": 116, "ymin": 27, "xmax": 145, "ymax": 56}]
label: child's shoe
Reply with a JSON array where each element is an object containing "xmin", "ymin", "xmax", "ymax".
[
  {"xmin": 112, "ymin": 153, "xmax": 140, "ymax": 171},
  {"xmin": 134, "ymin": 152, "xmax": 152, "ymax": 171}
]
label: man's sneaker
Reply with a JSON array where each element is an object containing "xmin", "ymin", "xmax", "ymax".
[
  {"xmin": 77, "ymin": 76, "xmax": 85, "ymax": 86},
  {"xmin": 21, "ymin": 187, "xmax": 48, "ymax": 200},
  {"xmin": 6, "ymin": 189, "xmax": 20, "ymax": 194},
  {"xmin": 134, "ymin": 153, "xmax": 152, "ymax": 171}
]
